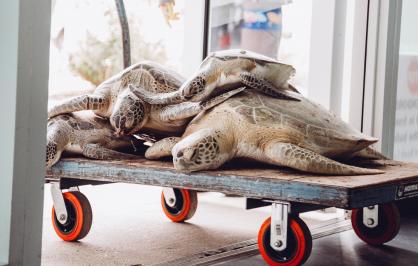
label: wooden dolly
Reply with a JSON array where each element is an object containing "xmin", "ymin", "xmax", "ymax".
[{"xmin": 46, "ymin": 158, "xmax": 418, "ymax": 266}]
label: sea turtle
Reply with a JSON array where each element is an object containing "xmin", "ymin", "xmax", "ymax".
[
  {"xmin": 145, "ymin": 90, "xmax": 384, "ymax": 175},
  {"xmin": 48, "ymin": 61, "xmax": 242, "ymax": 136},
  {"xmin": 46, "ymin": 113, "xmax": 142, "ymax": 168},
  {"xmin": 48, "ymin": 61, "xmax": 181, "ymax": 135},
  {"xmin": 131, "ymin": 49, "xmax": 300, "ymax": 105}
]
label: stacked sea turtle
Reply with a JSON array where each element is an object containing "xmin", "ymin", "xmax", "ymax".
[{"xmin": 47, "ymin": 49, "xmax": 384, "ymax": 175}]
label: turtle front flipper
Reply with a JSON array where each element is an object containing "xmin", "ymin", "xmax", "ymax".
[
  {"xmin": 239, "ymin": 72, "xmax": 300, "ymax": 101},
  {"xmin": 158, "ymin": 87, "xmax": 245, "ymax": 122},
  {"xmin": 129, "ymin": 84, "xmax": 183, "ymax": 105},
  {"xmin": 145, "ymin": 137, "xmax": 181, "ymax": 159},
  {"xmin": 48, "ymin": 94, "xmax": 108, "ymax": 118},
  {"xmin": 82, "ymin": 143, "xmax": 139, "ymax": 160},
  {"xmin": 262, "ymin": 142, "xmax": 384, "ymax": 175}
]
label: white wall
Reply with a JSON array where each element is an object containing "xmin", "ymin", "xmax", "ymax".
[{"xmin": 0, "ymin": 1, "xmax": 19, "ymax": 264}]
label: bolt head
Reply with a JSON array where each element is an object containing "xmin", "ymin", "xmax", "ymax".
[
  {"xmin": 367, "ymin": 218, "xmax": 375, "ymax": 226},
  {"xmin": 59, "ymin": 214, "xmax": 66, "ymax": 221},
  {"xmin": 274, "ymin": 241, "xmax": 283, "ymax": 248},
  {"xmin": 368, "ymin": 206, "xmax": 375, "ymax": 210}
]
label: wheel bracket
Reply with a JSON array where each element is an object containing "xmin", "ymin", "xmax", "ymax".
[
  {"xmin": 270, "ymin": 201, "xmax": 290, "ymax": 251},
  {"xmin": 163, "ymin": 187, "xmax": 177, "ymax": 208},
  {"xmin": 363, "ymin": 205, "xmax": 379, "ymax": 228},
  {"xmin": 51, "ymin": 183, "xmax": 68, "ymax": 225}
]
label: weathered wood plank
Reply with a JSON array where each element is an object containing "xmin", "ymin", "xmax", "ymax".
[{"xmin": 45, "ymin": 157, "xmax": 418, "ymax": 209}]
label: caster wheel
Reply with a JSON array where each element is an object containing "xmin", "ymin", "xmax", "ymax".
[
  {"xmin": 258, "ymin": 215, "xmax": 312, "ymax": 266},
  {"xmin": 161, "ymin": 189, "xmax": 197, "ymax": 222},
  {"xmin": 351, "ymin": 202, "xmax": 400, "ymax": 246},
  {"xmin": 52, "ymin": 191, "xmax": 93, "ymax": 242}
]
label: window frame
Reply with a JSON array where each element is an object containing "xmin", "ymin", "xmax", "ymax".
[{"xmin": 362, "ymin": 0, "xmax": 403, "ymax": 157}]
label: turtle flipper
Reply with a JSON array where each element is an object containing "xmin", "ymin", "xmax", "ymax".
[
  {"xmin": 48, "ymin": 94, "xmax": 108, "ymax": 118},
  {"xmin": 263, "ymin": 142, "xmax": 383, "ymax": 175},
  {"xmin": 159, "ymin": 87, "xmax": 245, "ymax": 122},
  {"xmin": 353, "ymin": 147, "xmax": 389, "ymax": 160},
  {"xmin": 82, "ymin": 143, "xmax": 139, "ymax": 160},
  {"xmin": 145, "ymin": 137, "xmax": 180, "ymax": 159},
  {"xmin": 239, "ymin": 72, "xmax": 300, "ymax": 101},
  {"xmin": 129, "ymin": 84, "xmax": 183, "ymax": 105}
]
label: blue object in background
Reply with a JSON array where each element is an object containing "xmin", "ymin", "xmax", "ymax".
[{"xmin": 242, "ymin": 8, "xmax": 282, "ymax": 31}]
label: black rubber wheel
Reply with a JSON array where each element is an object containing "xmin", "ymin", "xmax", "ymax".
[
  {"xmin": 161, "ymin": 189, "xmax": 198, "ymax": 222},
  {"xmin": 258, "ymin": 215, "xmax": 312, "ymax": 266},
  {"xmin": 351, "ymin": 202, "xmax": 400, "ymax": 245},
  {"xmin": 52, "ymin": 191, "xmax": 93, "ymax": 241}
]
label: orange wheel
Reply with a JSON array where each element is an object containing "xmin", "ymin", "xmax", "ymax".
[
  {"xmin": 161, "ymin": 189, "xmax": 197, "ymax": 222},
  {"xmin": 258, "ymin": 215, "xmax": 312, "ymax": 266},
  {"xmin": 52, "ymin": 191, "xmax": 93, "ymax": 242},
  {"xmin": 351, "ymin": 203, "xmax": 400, "ymax": 246}
]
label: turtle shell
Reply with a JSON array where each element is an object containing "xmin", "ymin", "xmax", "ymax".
[
  {"xmin": 222, "ymin": 90, "xmax": 377, "ymax": 157},
  {"xmin": 208, "ymin": 49, "xmax": 283, "ymax": 64}
]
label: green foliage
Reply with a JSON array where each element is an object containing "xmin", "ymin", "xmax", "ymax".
[{"xmin": 69, "ymin": 7, "xmax": 167, "ymax": 86}]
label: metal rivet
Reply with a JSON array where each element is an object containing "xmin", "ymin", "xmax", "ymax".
[
  {"xmin": 59, "ymin": 214, "xmax": 66, "ymax": 221},
  {"xmin": 274, "ymin": 241, "xmax": 283, "ymax": 247}
]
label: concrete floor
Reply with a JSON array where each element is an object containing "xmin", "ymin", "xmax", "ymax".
[
  {"xmin": 42, "ymin": 183, "xmax": 418, "ymax": 266},
  {"xmin": 217, "ymin": 215, "xmax": 418, "ymax": 266},
  {"xmin": 42, "ymin": 183, "xmax": 275, "ymax": 265}
]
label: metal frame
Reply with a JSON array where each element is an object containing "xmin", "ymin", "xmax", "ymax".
[
  {"xmin": 270, "ymin": 202, "xmax": 290, "ymax": 251},
  {"xmin": 162, "ymin": 187, "xmax": 177, "ymax": 208},
  {"xmin": 363, "ymin": 0, "xmax": 403, "ymax": 157},
  {"xmin": 51, "ymin": 183, "xmax": 68, "ymax": 225},
  {"xmin": 363, "ymin": 205, "xmax": 379, "ymax": 228},
  {"xmin": 202, "ymin": 0, "xmax": 211, "ymax": 60}
]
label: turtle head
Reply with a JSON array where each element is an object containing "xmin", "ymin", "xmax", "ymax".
[
  {"xmin": 180, "ymin": 72, "xmax": 218, "ymax": 102},
  {"xmin": 172, "ymin": 129, "xmax": 231, "ymax": 172},
  {"xmin": 111, "ymin": 88, "xmax": 149, "ymax": 136}
]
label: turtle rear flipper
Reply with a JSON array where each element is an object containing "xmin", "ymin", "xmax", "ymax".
[
  {"xmin": 263, "ymin": 142, "xmax": 384, "ymax": 175},
  {"xmin": 48, "ymin": 94, "xmax": 108, "ymax": 118},
  {"xmin": 82, "ymin": 143, "xmax": 139, "ymax": 160},
  {"xmin": 239, "ymin": 72, "xmax": 300, "ymax": 101},
  {"xmin": 353, "ymin": 147, "xmax": 389, "ymax": 160}
]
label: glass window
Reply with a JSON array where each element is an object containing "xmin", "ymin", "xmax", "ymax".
[
  {"xmin": 207, "ymin": 0, "xmax": 312, "ymax": 94},
  {"xmin": 393, "ymin": 0, "xmax": 418, "ymax": 162},
  {"xmin": 49, "ymin": 0, "xmax": 186, "ymax": 101}
]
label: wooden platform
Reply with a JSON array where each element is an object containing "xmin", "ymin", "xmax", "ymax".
[{"xmin": 45, "ymin": 157, "xmax": 418, "ymax": 209}]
